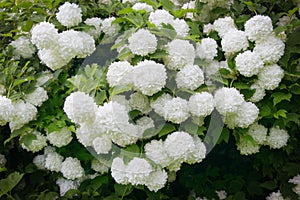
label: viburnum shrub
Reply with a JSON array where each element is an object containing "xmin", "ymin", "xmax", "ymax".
[{"xmin": 0, "ymin": 0, "xmax": 300, "ymax": 199}]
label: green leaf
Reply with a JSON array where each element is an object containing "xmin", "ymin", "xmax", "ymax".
[
  {"xmin": 109, "ymin": 85, "xmax": 132, "ymax": 97},
  {"xmin": 260, "ymin": 180, "xmax": 277, "ymax": 190},
  {"xmin": 158, "ymin": 123, "xmax": 176, "ymax": 138},
  {"xmin": 90, "ymin": 176, "xmax": 108, "ymax": 190},
  {"xmin": 286, "ymin": 113, "xmax": 300, "ymax": 125},
  {"xmin": 0, "ymin": 172, "xmax": 24, "ymax": 198},
  {"xmin": 233, "ymin": 82, "xmax": 250, "ymax": 90},
  {"xmin": 118, "ymin": 7, "xmax": 134, "ymax": 15},
  {"xmin": 259, "ymin": 104, "xmax": 272, "ymax": 117},
  {"xmin": 159, "ymin": 0, "xmax": 175, "ymax": 12},
  {"xmin": 271, "ymin": 92, "xmax": 292, "ymax": 106},
  {"xmin": 19, "ymin": 133, "xmax": 37, "ymax": 147},
  {"xmin": 84, "ymin": 64, "xmax": 98, "ymax": 79},
  {"xmin": 95, "ymin": 90, "xmax": 107, "ymax": 105},
  {"xmin": 12, "ymin": 76, "xmax": 35, "ymax": 88},
  {"xmin": 274, "ymin": 109, "xmax": 287, "ymax": 119},
  {"xmin": 217, "ymin": 128, "xmax": 230, "ymax": 144},
  {"xmin": 4, "ymin": 126, "xmax": 32, "ymax": 145},
  {"xmin": 114, "ymin": 184, "xmax": 133, "ymax": 197}
]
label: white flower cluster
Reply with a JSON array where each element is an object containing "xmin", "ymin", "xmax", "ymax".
[
  {"xmin": 128, "ymin": 29, "xmax": 157, "ymax": 56},
  {"xmin": 47, "ymin": 127, "xmax": 73, "ymax": 148},
  {"xmin": 111, "ymin": 157, "xmax": 168, "ymax": 192},
  {"xmin": 0, "ymin": 95, "xmax": 14, "ymax": 126},
  {"xmin": 24, "ymin": 87, "xmax": 48, "ymax": 107},
  {"xmin": 149, "ymin": 9, "xmax": 190, "ymax": 37},
  {"xmin": 289, "ymin": 174, "xmax": 300, "ymax": 196},
  {"xmin": 132, "ymin": 3, "xmax": 154, "ymax": 12},
  {"xmin": 20, "ymin": 130, "xmax": 47, "ymax": 153},
  {"xmin": 266, "ymin": 190, "xmax": 285, "ymax": 200},
  {"xmin": 214, "ymin": 87, "xmax": 259, "ymax": 129},
  {"xmin": 56, "ymin": 2, "xmax": 82, "ymax": 28},
  {"xmin": 204, "ymin": 16, "xmax": 285, "ymax": 102},
  {"xmin": 84, "ymin": 17, "xmax": 102, "ymax": 38},
  {"xmin": 237, "ymin": 123, "xmax": 289, "ymax": 155},
  {"xmin": 145, "ymin": 131, "xmax": 206, "ymax": 172},
  {"xmin": 107, "ymin": 60, "xmax": 167, "ymax": 96},
  {"xmin": 56, "ymin": 178, "xmax": 80, "ymax": 197},
  {"xmin": 9, "ymin": 36, "xmax": 36, "ymax": 59}
]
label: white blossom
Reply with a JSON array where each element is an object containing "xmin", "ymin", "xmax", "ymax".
[
  {"xmin": 247, "ymin": 123, "xmax": 268, "ymax": 145},
  {"xmin": 221, "ymin": 30, "xmax": 249, "ymax": 56},
  {"xmin": 132, "ymin": 60, "xmax": 167, "ymax": 96},
  {"xmin": 111, "ymin": 157, "xmax": 129, "ymax": 184},
  {"xmin": 150, "ymin": 93, "xmax": 172, "ymax": 117},
  {"xmin": 257, "ymin": 64, "xmax": 284, "ymax": 90},
  {"xmin": 91, "ymin": 158, "xmax": 110, "ymax": 174},
  {"xmin": 10, "ymin": 36, "xmax": 35, "ymax": 59},
  {"xmin": 37, "ymin": 47, "xmax": 70, "ymax": 70},
  {"xmin": 175, "ymin": 65, "xmax": 204, "ymax": 90},
  {"xmin": 166, "ymin": 39, "xmax": 195, "ymax": 70},
  {"xmin": 145, "ymin": 139, "xmax": 171, "ymax": 167},
  {"xmin": 61, "ymin": 157, "xmax": 84, "ymax": 180},
  {"xmin": 56, "ymin": 178, "xmax": 80, "ymax": 197},
  {"xmin": 0, "ymin": 95, "xmax": 13, "ymax": 125},
  {"xmin": 45, "ymin": 152, "xmax": 64, "ymax": 172},
  {"xmin": 289, "ymin": 174, "xmax": 300, "ymax": 196},
  {"xmin": 249, "ymin": 83, "xmax": 266, "ymax": 102},
  {"xmin": 188, "ymin": 92, "xmax": 214, "ymax": 117},
  {"xmin": 25, "ymin": 87, "xmax": 48, "ymax": 107},
  {"xmin": 237, "ymin": 135, "xmax": 260, "ymax": 155},
  {"xmin": 163, "ymin": 97, "xmax": 190, "ymax": 124},
  {"xmin": 126, "ymin": 157, "xmax": 153, "ymax": 185},
  {"xmin": 20, "ymin": 130, "xmax": 47, "ymax": 153},
  {"xmin": 101, "ymin": 17, "xmax": 120, "ymax": 36},
  {"xmin": 33, "ymin": 154, "xmax": 46, "ymax": 170},
  {"xmin": 213, "ymin": 16, "xmax": 236, "ymax": 37},
  {"xmin": 10, "ymin": 101, "xmax": 37, "ymax": 131},
  {"xmin": 128, "ymin": 29, "xmax": 157, "ymax": 56},
  {"xmin": 171, "ymin": 18, "xmax": 190, "ymax": 37},
  {"xmin": 214, "ymin": 87, "xmax": 244, "ymax": 115},
  {"xmin": 196, "ymin": 38, "xmax": 218, "ymax": 60},
  {"xmin": 64, "ymin": 91, "xmax": 97, "ymax": 124},
  {"xmin": 92, "ymin": 135, "xmax": 112, "ymax": 154},
  {"xmin": 56, "ymin": 2, "xmax": 82, "ymax": 28},
  {"xmin": 132, "ymin": 3, "xmax": 154, "ymax": 12},
  {"xmin": 266, "ymin": 126, "xmax": 289, "ymax": 149},
  {"xmin": 235, "ymin": 51, "xmax": 264, "ymax": 77},
  {"xmin": 84, "ymin": 17, "xmax": 102, "ymax": 38},
  {"xmin": 149, "ymin": 9, "xmax": 174, "ymax": 28},
  {"xmin": 266, "ymin": 190, "xmax": 285, "ymax": 200},
  {"xmin": 47, "ymin": 127, "xmax": 73, "ymax": 147},
  {"xmin": 244, "ymin": 15, "xmax": 273, "ymax": 42},
  {"xmin": 145, "ymin": 168, "xmax": 168, "ymax": 192},
  {"xmin": 31, "ymin": 22, "xmax": 59, "ymax": 50},
  {"xmin": 106, "ymin": 61, "xmax": 133, "ymax": 87}
]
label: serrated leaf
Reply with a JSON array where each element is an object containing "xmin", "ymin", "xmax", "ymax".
[
  {"xmin": 0, "ymin": 172, "xmax": 24, "ymax": 198},
  {"xmin": 274, "ymin": 109, "xmax": 287, "ymax": 119},
  {"xmin": 271, "ymin": 92, "xmax": 292, "ymax": 106}
]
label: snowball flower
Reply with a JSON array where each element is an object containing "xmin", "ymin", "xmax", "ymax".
[
  {"xmin": 0, "ymin": 95, "xmax": 13, "ymax": 125},
  {"xmin": 204, "ymin": 60, "xmax": 221, "ymax": 76},
  {"xmin": 84, "ymin": 17, "xmax": 102, "ymax": 38},
  {"xmin": 175, "ymin": 65, "xmax": 204, "ymax": 90},
  {"xmin": 25, "ymin": 87, "xmax": 48, "ymax": 107},
  {"xmin": 129, "ymin": 92, "xmax": 151, "ymax": 114},
  {"xmin": 221, "ymin": 30, "xmax": 249, "ymax": 56},
  {"xmin": 76, "ymin": 122, "xmax": 99, "ymax": 147},
  {"xmin": 64, "ymin": 91, "xmax": 97, "ymax": 124},
  {"xmin": 249, "ymin": 83, "xmax": 266, "ymax": 102},
  {"xmin": 92, "ymin": 135, "xmax": 112, "ymax": 154},
  {"xmin": 56, "ymin": 178, "xmax": 80, "ymax": 197},
  {"xmin": 126, "ymin": 157, "xmax": 153, "ymax": 185},
  {"xmin": 47, "ymin": 127, "xmax": 73, "ymax": 147},
  {"xmin": 244, "ymin": 15, "xmax": 273, "ymax": 42},
  {"xmin": 171, "ymin": 18, "xmax": 190, "ymax": 37},
  {"xmin": 163, "ymin": 97, "xmax": 190, "ymax": 124},
  {"xmin": 10, "ymin": 36, "xmax": 35, "ymax": 59},
  {"xmin": 196, "ymin": 38, "xmax": 218, "ymax": 60},
  {"xmin": 45, "ymin": 152, "xmax": 64, "ymax": 172},
  {"xmin": 111, "ymin": 157, "xmax": 129, "ymax": 184},
  {"xmin": 237, "ymin": 135, "xmax": 260, "ymax": 155},
  {"xmin": 56, "ymin": 2, "xmax": 82, "ymax": 27},
  {"xmin": 61, "ymin": 157, "xmax": 84, "ymax": 180},
  {"xmin": 145, "ymin": 168, "xmax": 168, "ymax": 192},
  {"xmin": 266, "ymin": 126, "xmax": 289, "ymax": 149},
  {"xmin": 101, "ymin": 17, "xmax": 120, "ymax": 36},
  {"xmin": 131, "ymin": 60, "xmax": 167, "ymax": 96},
  {"xmin": 225, "ymin": 101, "xmax": 259, "ymax": 129},
  {"xmin": 150, "ymin": 93, "xmax": 172, "ymax": 117},
  {"xmin": 132, "ymin": 3, "xmax": 154, "ymax": 12},
  {"xmin": 149, "ymin": 9, "xmax": 174, "ymax": 27},
  {"xmin": 185, "ymin": 136, "xmax": 206, "ymax": 164},
  {"xmin": 266, "ymin": 190, "xmax": 285, "ymax": 200},
  {"xmin": 33, "ymin": 154, "xmax": 46, "ymax": 170},
  {"xmin": 253, "ymin": 35, "xmax": 285, "ymax": 64},
  {"xmin": 188, "ymin": 92, "xmax": 214, "ymax": 117},
  {"xmin": 213, "ymin": 16, "xmax": 237, "ymax": 37},
  {"xmin": 31, "ymin": 22, "xmax": 59, "ymax": 49},
  {"xmin": 166, "ymin": 39, "xmax": 195, "ymax": 70},
  {"xmin": 257, "ymin": 64, "xmax": 284, "ymax": 90},
  {"xmin": 20, "ymin": 131, "xmax": 47, "ymax": 153},
  {"xmin": 214, "ymin": 87, "xmax": 244, "ymax": 115},
  {"xmin": 128, "ymin": 29, "xmax": 157, "ymax": 56},
  {"xmin": 37, "ymin": 48, "xmax": 69, "ymax": 71},
  {"xmin": 106, "ymin": 61, "xmax": 133, "ymax": 87},
  {"xmin": 9, "ymin": 101, "xmax": 37, "ymax": 131},
  {"xmin": 289, "ymin": 175, "xmax": 300, "ymax": 196},
  {"xmin": 145, "ymin": 140, "xmax": 171, "ymax": 167},
  {"xmin": 247, "ymin": 123, "xmax": 268, "ymax": 145},
  {"xmin": 235, "ymin": 51, "xmax": 264, "ymax": 77}
]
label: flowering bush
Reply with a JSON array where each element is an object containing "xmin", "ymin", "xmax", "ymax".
[{"xmin": 0, "ymin": 0, "xmax": 300, "ymax": 199}]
